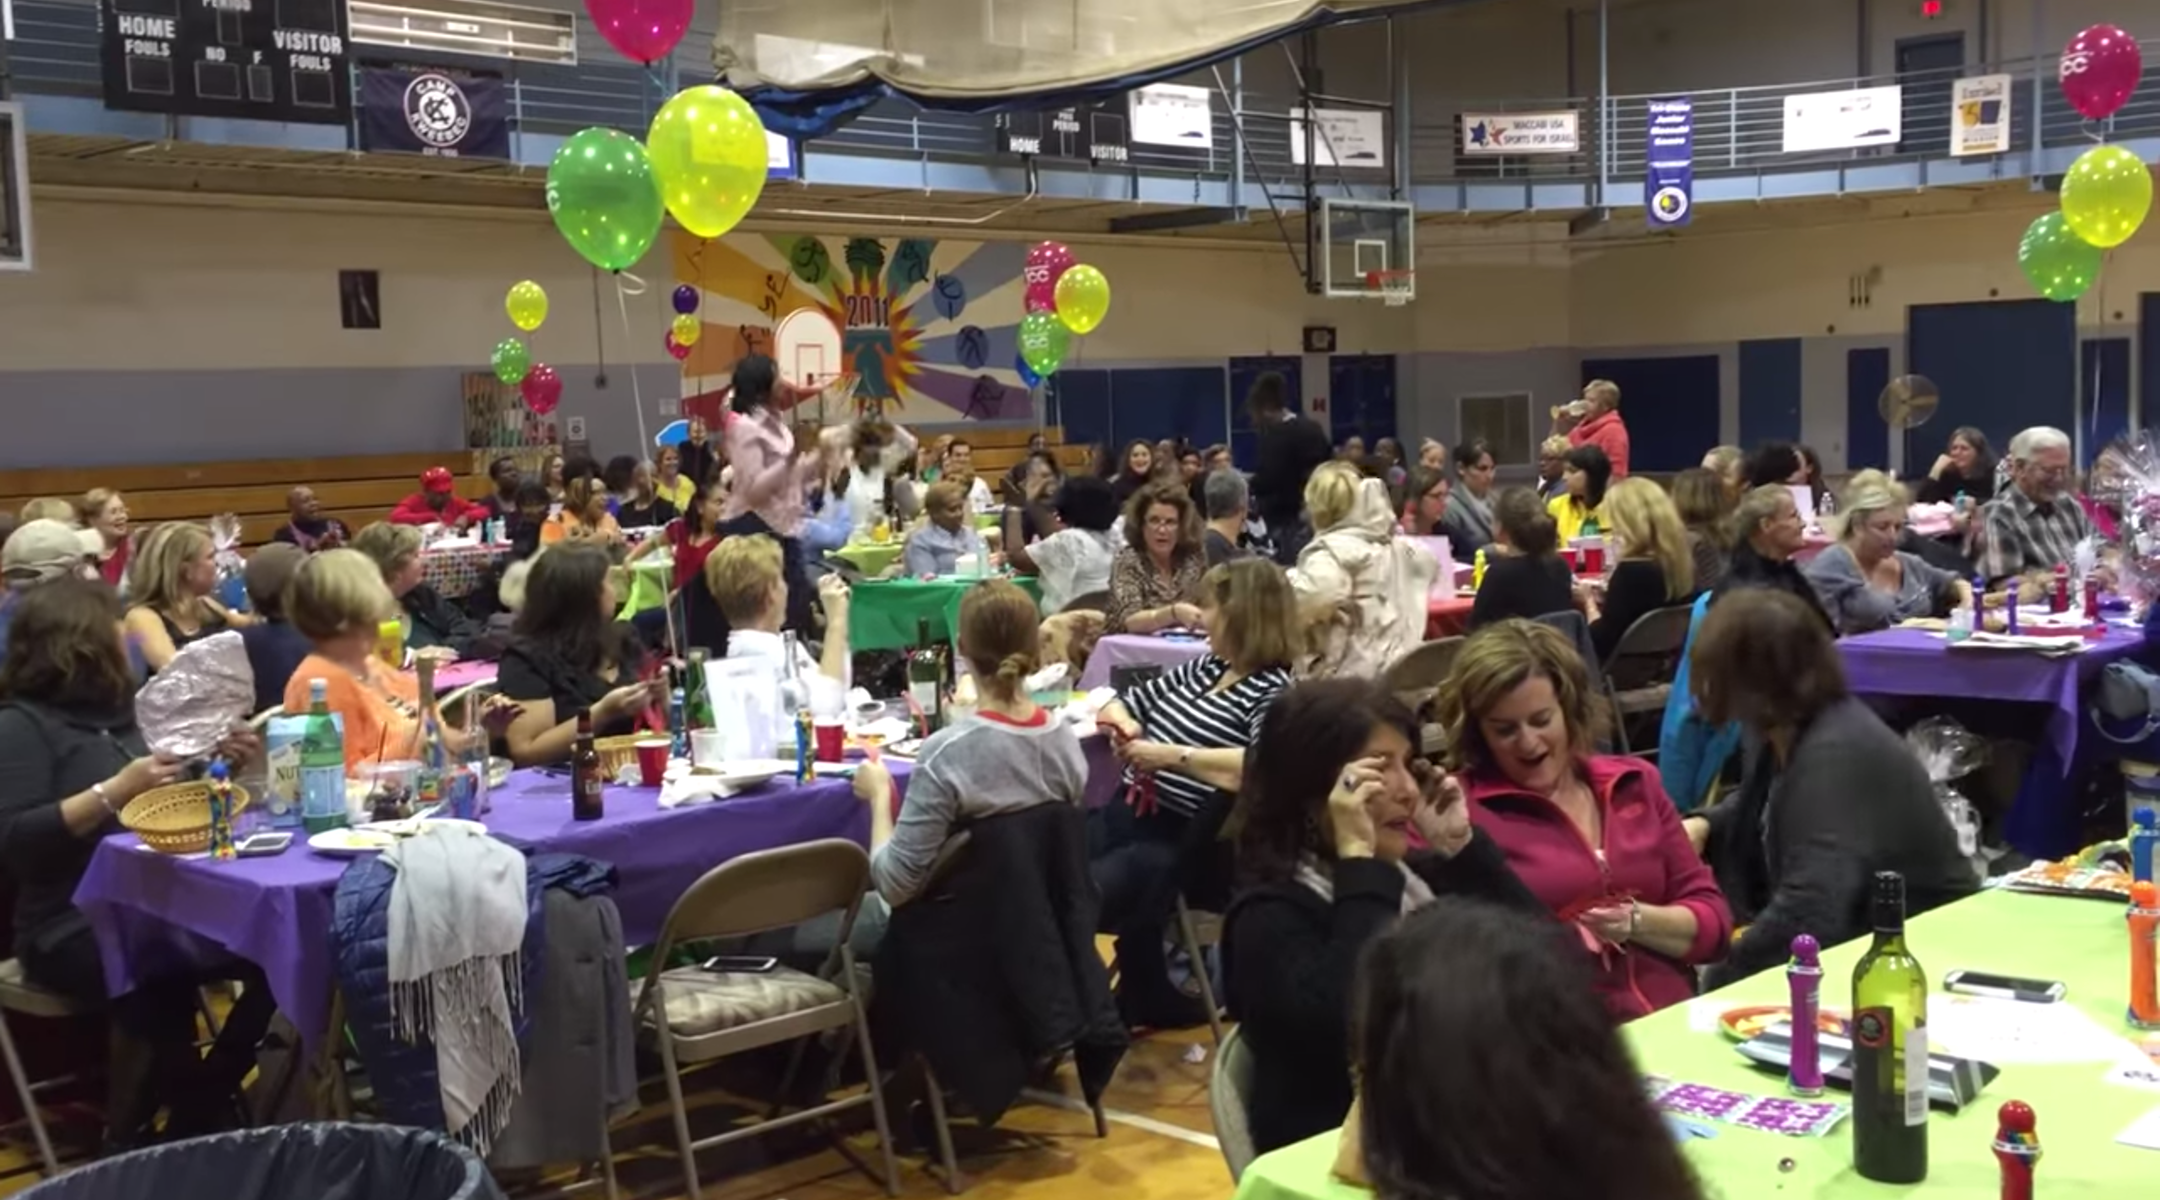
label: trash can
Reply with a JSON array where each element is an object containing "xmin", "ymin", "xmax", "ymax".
[{"xmin": 20, "ymin": 1122, "xmax": 504, "ymax": 1200}]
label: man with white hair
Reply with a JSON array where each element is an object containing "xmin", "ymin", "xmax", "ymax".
[{"xmin": 1978, "ymin": 426, "xmax": 2091, "ymax": 585}]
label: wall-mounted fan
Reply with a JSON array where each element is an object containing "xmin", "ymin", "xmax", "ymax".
[{"xmin": 1877, "ymin": 375, "xmax": 1940, "ymax": 431}]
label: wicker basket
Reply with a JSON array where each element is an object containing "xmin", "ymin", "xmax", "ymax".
[
  {"xmin": 593, "ymin": 734, "xmax": 656, "ymax": 780},
  {"xmin": 121, "ymin": 779, "xmax": 254, "ymax": 856}
]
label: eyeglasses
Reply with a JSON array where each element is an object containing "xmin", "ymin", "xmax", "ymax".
[{"xmin": 1144, "ymin": 517, "xmax": 1181, "ymax": 530}]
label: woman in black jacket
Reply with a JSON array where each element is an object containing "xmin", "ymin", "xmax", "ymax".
[
  {"xmin": 0, "ymin": 579, "xmax": 274, "ymax": 1145},
  {"xmin": 352, "ymin": 521, "xmax": 497, "ymax": 659},
  {"xmin": 1221, "ymin": 678, "xmax": 1541, "ymax": 1155},
  {"xmin": 1684, "ymin": 589, "xmax": 1975, "ymax": 991}
]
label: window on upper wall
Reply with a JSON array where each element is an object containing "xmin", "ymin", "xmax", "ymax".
[
  {"xmin": 1458, "ymin": 392, "xmax": 1534, "ymax": 467},
  {"xmin": 347, "ymin": 0, "xmax": 578, "ymax": 64}
]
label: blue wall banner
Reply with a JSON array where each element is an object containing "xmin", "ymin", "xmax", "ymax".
[
  {"xmin": 1645, "ymin": 98, "xmax": 1693, "ymax": 229},
  {"xmin": 359, "ymin": 65, "xmax": 508, "ymax": 159}
]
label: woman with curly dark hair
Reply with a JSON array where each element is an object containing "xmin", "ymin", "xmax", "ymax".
[
  {"xmin": 1219, "ymin": 677, "xmax": 1538, "ymax": 1155},
  {"xmin": 1102, "ymin": 480, "xmax": 1207, "ymax": 633},
  {"xmin": 1330, "ymin": 899, "xmax": 1706, "ymax": 1200}
]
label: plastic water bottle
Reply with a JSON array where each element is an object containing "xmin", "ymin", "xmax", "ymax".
[{"xmin": 2133, "ymin": 807, "xmax": 2159, "ymax": 885}]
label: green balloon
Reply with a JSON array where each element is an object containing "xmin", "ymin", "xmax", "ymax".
[
  {"xmin": 492, "ymin": 337, "xmax": 531, "ymax": 385},
  {"xmin": 2017, "ymin": 212, "xmax": 2103, "ymax": 303},
  {"xmin": 546, "ymin": 127, "xmax": 663, "ymax": 272},
  {"xmin": 1017, "ymin": 311, "xmax": 1070, "ymax": 377}
]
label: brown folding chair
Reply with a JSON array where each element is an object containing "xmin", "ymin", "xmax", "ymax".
[
  {"xmin": 615, "ymin": 839, "xmax": 899, "ymax": 1200},
  {"xmin": 1601, "ymin": 605, "xmax": 1696, "ymax": 756},
  {"xmin": 0, "ymin": 960, "xmax": 87, "ymax": 1176}
]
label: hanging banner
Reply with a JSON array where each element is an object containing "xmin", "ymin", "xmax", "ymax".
[
  {"xmin": 1950, "ymin": 74, "xmax": 2012, "ymax": 156},
  {"xmin": 359, "ymin": 65, "xmax": 508, "ymax": 158},
  {"xmin": 1782, "ymin": 84, "xmax": 1902, "ymax": 154},
  {"xmin": 1290, "ymin": 106, "xmax": 1386, "ymax": 167},
  {"xmin": 1645, "ymin": 97, "xmax": 1693, "ymax": 229},
  {"xmin": 1129, "ymin": 83, "xmax": 1213, "ymax": 149},
  {"xmin": 1460, "ymin": 111, "xmax": 1581, "ymax": 156}
]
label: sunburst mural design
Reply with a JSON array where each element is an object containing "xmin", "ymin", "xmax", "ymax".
[{"xmin": 665, "ymin": 230, "xmax": 1033, "ymax": 428}]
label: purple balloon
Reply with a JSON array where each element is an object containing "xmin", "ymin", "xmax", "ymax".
[
  {"xmin": 582, "ymin": 0, "xmax": 691, "ymax": 65},
  {"xmin": 672, "ymin": 284, "xmax": 700, "ymax": 315}
]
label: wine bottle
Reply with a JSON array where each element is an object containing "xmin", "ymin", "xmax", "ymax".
[
  {"xmin": 571, "ymin": 713, "xmax": 605, "ymax": 822},
  {"xmin": 1852, "ymin": 870, "xmax": 1929, "ymax": 1184},
  {"xmin": 907, "ymin": 616, "xmax": 944, "ymax": 734},
  {"xmin": 298, "ymin": 678, "xmax": 348, "ymax": 834},
  {"xmin": 412, "ymin": 656, "xmax": 444, "ymax": 815}
]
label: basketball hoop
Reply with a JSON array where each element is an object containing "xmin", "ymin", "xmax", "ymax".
[{"xmin": 1367, "ymin": 269, "xmax": 1415, "ymax": 308}]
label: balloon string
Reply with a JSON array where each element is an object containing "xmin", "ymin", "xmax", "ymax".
[{"xmin": 614, "ymin": 275, "xmax": 651, "ymax": 456}]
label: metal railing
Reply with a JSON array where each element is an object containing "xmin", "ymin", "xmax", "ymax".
[{"xmin": 5, "ymin": 0, "xmax": 2157, "ymax": 200}]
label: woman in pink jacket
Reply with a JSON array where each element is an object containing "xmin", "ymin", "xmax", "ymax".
[{"xmin": 1435, "ymin": 619, "xmax": 1731, "ymax": 1020}]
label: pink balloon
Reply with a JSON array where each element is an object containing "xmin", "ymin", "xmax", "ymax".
[
  {"xmin": 2060, "ymin": 24, "xmax": 2143, "ymax": 121},
  {"xmin": 1023, "ymin": 241, "xmax": 1076, "ymax": 316},
  {"xmin": 521, "ymin": 364, "xmax": 562, "ymax": 414},
  {"xmin": 664, "ymin": 331, "xmax": 692, "ymax": 361},
  {"xmin": 582, "ymin": 0, "xmax": 691, "ymax": 65}
]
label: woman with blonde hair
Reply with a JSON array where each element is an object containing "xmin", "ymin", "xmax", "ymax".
[
  {"xmin": 1803, "ymin": 469, "xmax": 1971, "ymax": 635},
  {"xmin": 281, "ymin": 549, "xmax": 510, "ymax": 770},
  {"xmin": 1292, "ymin": 461, "xmax": 1437, "ymax": 678},
  {"xmin": 1669, "ymin": 468, "xmax": 1734, "ymax": 591},
  {"xmin": 78, "ymin": 488, "xmax": 132, "ymax": 588},
  {"xmin": 124, "ymin": 522, "xmax": 254, "ymax": 672},
  {"xmin": 1585, "ymin": 478, "xmax": 1696, "ymax": 661},
  {"xmin": 1440, "ymin": 619, "xmax": 1731, "ymax": 1020},
  {"xmin": 1700, "ymin": 445, "xmax": 1745, "ymax": 499}
]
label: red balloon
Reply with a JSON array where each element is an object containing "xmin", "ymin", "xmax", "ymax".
[
  {"xmin": 2060, "ymin": 24, "xmax": 2143, "ymax": 121},
  {"xmin": 582, "ymin": 0, "xmax": 691, "ymax": 65},
  {"xmin": 1023, "ymin": 241, "xmax": 1076, "ymax": 316},
  {"xmin": 664, "ymin": 331, "xmax": 692, "ymax": 361},
  {"xmin": 521, "ymin": 364, "xmax": 562, "ymax": 414}
]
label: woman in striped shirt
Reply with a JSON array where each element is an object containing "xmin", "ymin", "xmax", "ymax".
[{"xmin": 1092, "ymin": 557, "xmax": 1298, "ymax": 1028}]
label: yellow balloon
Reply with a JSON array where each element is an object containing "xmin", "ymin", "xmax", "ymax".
[
  {"xmin": 1054, "ymin": 264, "xmax": 1111, "ymax": 335},
  {"xmin": 2059, "ymin": 144, "xmax": 2153, "ymax": 250},
  {"xmin": 671, "ymin": 313, "xmax": 702, "ymax": 347},
  {"xmin": 505, "ymin": 280, "xmax": 548, "ymax": 332},
  {"xmin": 646, "ymin": 86, "xmax": 770, "ymax": 240}
]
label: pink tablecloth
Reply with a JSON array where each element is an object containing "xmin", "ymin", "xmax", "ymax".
[
  {"xmin": 1077, "ymin": 633, "xmax": 1209, "ymax": 690},
  {"xmin": 1427, "ymin": 594, "xmax": 1474, "ymax": 638},
  {"xmin": 432, "ymin": 660, "xmax": 499, "ymax": 691}
]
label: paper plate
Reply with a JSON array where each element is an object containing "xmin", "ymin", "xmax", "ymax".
[
  {"xmin": 308, "ymin": 817, "xmax": 489, "ymax": 857},
  {"xmin": 1718, "ymin": 1004, "xmax": 1849, "ymax": 1042}
]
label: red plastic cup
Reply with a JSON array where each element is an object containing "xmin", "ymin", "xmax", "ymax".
[
  {"xmin": 1583, "ymin": 542, "xmax": 1605, "ymax": 574},
  {"xmin": 1568, "ymin": 548, "xmax": 1585, "ymax": 575},
  {"xmin": 633, "ymin": 738, "xmax": 670, "ymax": 787},
  {"xmin": 815, "ymin": 721, "xmax": 845, "ymax": 762}
]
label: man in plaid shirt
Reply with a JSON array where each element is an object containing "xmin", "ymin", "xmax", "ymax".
[{"xmin": 1978, "ymin": 426, "xmax": 2091, "ymax": 586}]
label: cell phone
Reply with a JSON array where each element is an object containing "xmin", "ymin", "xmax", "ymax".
[
  {"xmin": 1942, "ymin": 970, "xmax": 2066, "ymax": 1003},
  {"xmin": 236, "ymin": 831, "xmax": 293, "ymax": 857},
  {"xmin": 700, "ymin": 955, "xmax": 779, "ymax": 974}
]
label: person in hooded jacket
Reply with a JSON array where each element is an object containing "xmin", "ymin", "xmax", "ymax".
[
  {"xmin": 1289, "ymin": 462, "xmax": 1437, "ymax": 679},
  {"xmin": 1435, "ymin": 619, "xmax": 1732, "ymax": 1021}
]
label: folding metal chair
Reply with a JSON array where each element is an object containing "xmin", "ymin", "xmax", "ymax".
[{"xmin": 1600, "ymin": 605, "xmax": 1696, "ymax": 756}]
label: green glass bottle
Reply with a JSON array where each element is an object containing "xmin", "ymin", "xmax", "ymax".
[{"xmin": 1851, "ymin": 870, "xmax": 1929, "ymax": 1184}]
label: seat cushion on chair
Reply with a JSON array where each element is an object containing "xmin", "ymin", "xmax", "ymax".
[
  {"xmin": 637, "ymin": 966, "xmax": 846, "ymax": 1038},
  {"xmin": 0, "ymin": 959, "xmax": 85, "ymax": 1020}
]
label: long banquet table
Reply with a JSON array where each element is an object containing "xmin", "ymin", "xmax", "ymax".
[{"xmin": 73, "ymin": 765, "xmax": 910, "ymax": 1051}]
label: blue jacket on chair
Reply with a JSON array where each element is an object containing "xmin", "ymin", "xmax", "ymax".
[
  {"xmin": 332, "ymin": 851, "xmax": 616, "ymax": 1132},
  {"xmin": 1658, "ymin": 591, "xmax": 1743, "ymax": 812}
]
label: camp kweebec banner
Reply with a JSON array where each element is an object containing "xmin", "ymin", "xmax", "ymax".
[{"xmin": 358, "ymin": 64, "xmax": 510, "ymax": 158}]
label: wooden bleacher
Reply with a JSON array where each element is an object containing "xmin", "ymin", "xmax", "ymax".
[
  {"xmin": 932, "ymin": 426, "xmax": 1089, "ymax": 480},
  {"xmin": 0, "ymin": 452, "xmax": 494, "ymax": 548}
]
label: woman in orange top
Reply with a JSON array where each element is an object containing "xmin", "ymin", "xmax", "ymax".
[
  {"xmin": 541, "ymin": 475, "xmax": 625, "ymax": 548},
  {"xmin": 280, "ymin": 549, "xmax": 514, "ymax": 770}
]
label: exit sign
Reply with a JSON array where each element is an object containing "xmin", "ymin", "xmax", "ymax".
[{"xmin": 1920, "ymin": 0, "xmax": 1943, "ymax": 17}]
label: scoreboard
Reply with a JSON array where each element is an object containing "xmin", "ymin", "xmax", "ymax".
[{"xmin": 99, "ymin": 0, "xmax": 351, "ymax": 124}]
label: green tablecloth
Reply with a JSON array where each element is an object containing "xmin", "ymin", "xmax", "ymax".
[
  {"xmin": 848, "ymin": 575, "xmax": 1040, "ymax": 652},
  {"xmin": 830, "ymin": 539, "xmax": 905, "ymax": 577},
  {"xmin": 1235, "ymin": 890, "xmax": 2160, "ymax": 1200}
]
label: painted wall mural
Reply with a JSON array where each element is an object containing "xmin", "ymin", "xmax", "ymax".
[{"xmin": 667, "ymin": 230, "xmax": 1033, "ymax": 426}]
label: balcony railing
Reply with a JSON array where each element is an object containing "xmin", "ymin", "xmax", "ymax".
[{"xmin": 5, "ymin": 0, "xmax": 2158, "ymax": 203}]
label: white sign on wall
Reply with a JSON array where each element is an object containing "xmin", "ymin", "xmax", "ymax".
[
  {"xmin": 1129, "ymin": 83, "xmax": 1213, "ymax": 149},
  {"xmin": 1950, "ymin": 74, "xmax": 2012, "ymax": 156},
  {"xmin": 1459, "ymin": 111, "xmax": 1581, "ymax": 156},
  {"xmin": 1290, "ymin": 106, "xmax": 1386, "ymax": 167},
  {"xmin": 1781, "ymin": 84, "xmax": 1903, "ymax": 153}
]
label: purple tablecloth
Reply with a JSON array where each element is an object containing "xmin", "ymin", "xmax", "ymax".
[
  {"xmin": 1837, "ymin": 624, "xmax": 2146, "ymax": 769},
  {"xmin": 1076, "ymin": 633, "xmax": 1208, "ymax": 690},
  {"xmin": 72, "ymin": 765, "xmax": 909, "ymax": 1051}
]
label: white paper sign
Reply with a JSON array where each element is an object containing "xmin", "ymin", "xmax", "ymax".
[
  {"xmin": 1129, "ymin": 84, "xmax": 1213, "ymax": 149},
  {"xmin": 1950, "ymin": 74, "xmax": 2012, "ymax": 156},
  {"xmin": 1460, "ymin": 111, "xmax": 1581, "ymax": 156},
  {"xmin": 708, "ymin": 656, "xmax": 781, "ymax": 761},
  {"xmin": 1290, "ymin": 106, "xmax": 1386, "ymax": 167},
  {"xmin": 1781, "ymin": 84, "xmax": 1903, "ymax": 153}
]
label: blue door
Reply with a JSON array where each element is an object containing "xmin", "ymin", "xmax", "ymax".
[
  {"xmin": 1228, "ymin": 355, "xmax": 1304, "ymax": 471},
  {"xmin": 2083, "ymin": 337, "xmax": 2131, "ymax": 456},
  {"xmin": 1845, "ymin": 347, "xmax": 1891, "ymax": 471},
  {"xmin": 1327, "ymin": 355, "xmax": 1399, "ymax": 448},
  {"xmin": 1906, "ymin": 300, "xmax": 2074, "ymax": 467}
]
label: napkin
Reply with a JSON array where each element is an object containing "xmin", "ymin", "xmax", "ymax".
[{"xmin": 656, "ymin": 773, "xmax": 749, "ymax": 809}]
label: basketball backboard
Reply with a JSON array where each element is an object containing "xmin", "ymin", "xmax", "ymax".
[
  {"xmin": 1318, "ymin": 197, "xmax": 1414, "ymax": 301},
  {"xmin": 774, "ymin": 307, "xmax": 843, "ymax": 389}
]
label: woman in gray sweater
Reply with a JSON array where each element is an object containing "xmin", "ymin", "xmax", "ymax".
[{"xmin": 1804, "ymin": 469, "xmax": 1972, "ymax": 635}]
